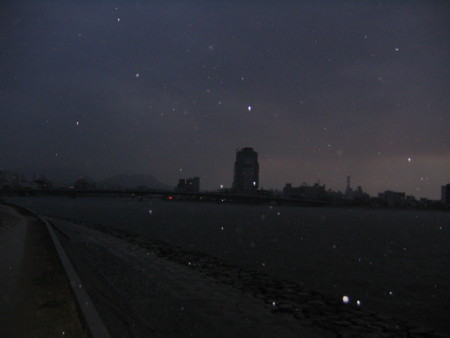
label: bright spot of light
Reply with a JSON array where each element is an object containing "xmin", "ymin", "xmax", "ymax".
[
  {"xmin": 342, "ymin": 295, "xmax": 350, "ymax": 304},
  {"xmin": 76, "ymin": 121, "xmax": 79, "ymax": 126},
  {"xmin": 117, "ymin": 18, "xmax": 121, "ymax": 22},
  {"xmin": 356, "ymin": 300, "xmax": 361, "ymax": 306},
  {"xmin": 135, "ymin": 73, "xmax": 140, "ymax": 78},
  {"xmin": 220, "ymin": 184, "xmax": 224, "ymax": 189},
  {"xmin": 408, "ymin": 157, "xmax": 412, "ymax": 162},
  {"xmin": 253, "ymin": 181, "xmax": 256, "ymax": 186},
  {"xmin": 148, "ymin": 210, "xmax": 152, "ymax": 215},
  {"xmin": 247, "ymin": 105, "xmax": 252, "ymax": 111}
]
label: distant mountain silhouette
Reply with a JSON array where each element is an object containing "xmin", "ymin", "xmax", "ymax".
[{"xmin": 99, "ymin": 173, "xmax": 171, "ymax": 190}]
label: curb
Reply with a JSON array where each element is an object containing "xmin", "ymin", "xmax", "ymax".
[{"xmin": 41, "ymin": 216, "xmax": 112, "ymax": 338}]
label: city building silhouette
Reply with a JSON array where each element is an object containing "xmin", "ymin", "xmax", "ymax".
[
  {"xmin": 232, "ymin": 147, "xmax": 259, "ymax": 193},
  {"xmin": 176, "ymin": 177, "xmax": 200, "ymax": 192},
  {"xmin": 378, "ymin": 190, "xmax": 406, "ymax": 207},
  {"xmin": 441, "ymin": 184, "xmax": 450, "ymax": 205}
]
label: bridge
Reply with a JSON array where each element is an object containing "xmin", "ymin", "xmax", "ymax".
[{"xmin": 3, "ymin": 189, "xmax": 329, "ymax": 207}]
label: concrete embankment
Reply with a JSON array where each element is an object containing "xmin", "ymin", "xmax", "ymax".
[{"xmin": 54, "ymin": 218, "xmax": 448, "ymax": 338}]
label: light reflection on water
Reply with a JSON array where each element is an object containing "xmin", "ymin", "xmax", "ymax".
[{"xmin": 6, "ymin": 196, "xmax": 450, "ymax": 333}]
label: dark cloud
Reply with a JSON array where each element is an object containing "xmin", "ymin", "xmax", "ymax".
[{"xmin": 1, "ymin": 1, "xmax": 449, "ymax": 198}]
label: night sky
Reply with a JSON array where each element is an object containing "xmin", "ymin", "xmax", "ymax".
[{"xmin": 1, "ymin": 1, "xmax": 449, "ymax": 198}]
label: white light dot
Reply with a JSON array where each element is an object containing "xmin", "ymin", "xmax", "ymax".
[
  {"xmin": 356, "ymin": 300, "xmax": 361, "ymax": 306},
  {"xmin": 220, "ymin": 184, "xmax": 224, "ymax": 189},
  {"xmin": 76, "ymin": 121, "xmax": 79, "ymax": 125},
  {"xmin": 148, "ymin": 210, "xmax": 152, "ymax": 215},
  {"xmin": 117, "ymin": 18, "xmax": 121, "ymax": 22},
  {"xmin": 135, "ymin": 73, "xmax": 140, "ymax": 78},
  {"xmin": 248, "ymin": 105, "xmax": 252, "ymax": 111},
  {"xmin": 342, "ymin": 295, "xmax": 350, "ymax": 304},
  {"xmin": 389, "ymin": 291, "xmax": 393, "ymax": 296},
  {"xmin": 394, "ymin": 47, "xmax": 399, "ymax": 51},
  {"xmin": 272, "ymin": 301, "xmax": 276, "ymax": 306},
  {"xmin": 408, "ymin": 157, "xmax": 411, "ymax": 162}
]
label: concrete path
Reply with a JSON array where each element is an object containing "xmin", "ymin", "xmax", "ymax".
[
  {"xmin": 0, "ymin": 203, "xmax": 88, "ymax": 338},
  {"xmin": 0, "ymin": 204, "xmax": 28, "ymax": 331}
]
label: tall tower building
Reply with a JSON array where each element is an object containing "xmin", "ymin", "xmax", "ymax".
[
  {"xmin": 232, "ymin": 147, "xmax": 259, "ymax": 193},
  {"xmin": 441, "ymin": 184, "xmax": 450, "ymax": 205},
  {"xmin": 345, "ymin": 175, "xmax": 353, "ymax": 200}
]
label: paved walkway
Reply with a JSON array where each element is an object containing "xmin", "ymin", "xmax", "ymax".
[{"xmin": 0, "ymin": 202, "xmax": 88, "ymax": 338}]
